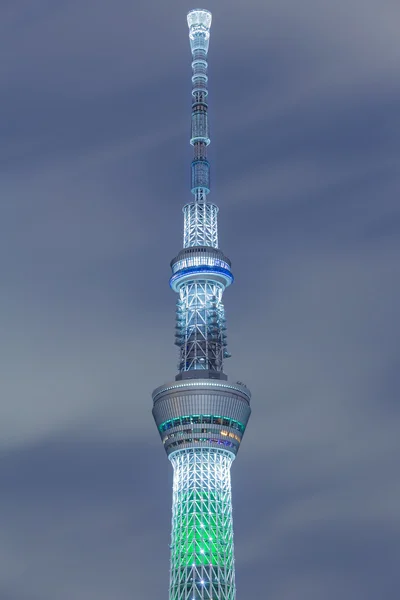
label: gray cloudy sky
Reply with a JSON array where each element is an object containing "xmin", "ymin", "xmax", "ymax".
[{"xmin": 1, "ymin": 0, "xmax": 399, "ymax": 598}]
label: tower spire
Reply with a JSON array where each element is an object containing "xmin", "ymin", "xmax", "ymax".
[
  {"xmin": 152, "ymin": 10, "xmax": 251, "ymax": 600},
  {"xmin": 170, "ymin": 9, "xmax": 233, "ymax": 376},
  {"xmin": 183, "ymin": 9, "xmax": 218, "ymax": 249}
]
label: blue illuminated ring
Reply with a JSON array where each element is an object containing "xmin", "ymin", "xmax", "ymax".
[{"xmin": 169, "ymin": 265, "xmax": 234, "ymax": 291}]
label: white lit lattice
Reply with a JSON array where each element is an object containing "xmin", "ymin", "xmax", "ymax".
[
  {"xmin": 169, "ymin": 449, "xmax": 235, "ymax": 600},
  {"xmin": 187, "ymin": 10, "xmax": 212, "ymax": 38},
  {"xmin": 175, "ymin": 280, "xmax": 227, "ymax": 372},
  {"xmin": 183, "ymin": 202, "xmax": 218, "ymax": 249}
]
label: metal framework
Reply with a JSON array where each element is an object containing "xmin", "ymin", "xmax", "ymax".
[
  {"xmin": 152, "ymin": 10, "xmax": 251, "ymax": 600},
  {"xmin": 183, "ymin": 202, "xmax": 219, "ymax": 249},
  {"xmin": 169, "ymin": 450, "xmax": 235, "ymax": 600},
  {"xmin": 175, "ymin": 280, "xmax": 227, "ymax": 372}
]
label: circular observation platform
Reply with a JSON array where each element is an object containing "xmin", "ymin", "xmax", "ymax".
[
  {"xmin": 170, "ymin": 246, "xmax": 233, "ymax": 292},
  {"xmin": 152, "ymin": 378, "xmax": 251, "ymax": 457}
]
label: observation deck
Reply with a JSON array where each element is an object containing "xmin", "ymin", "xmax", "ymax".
[
  {"xmin": 170, "ymin": 245, "xmax": 234, "ymax": 291},
  {"xmin": 152, "ymin": 378, "xmax": 251, "ymax": 457}
]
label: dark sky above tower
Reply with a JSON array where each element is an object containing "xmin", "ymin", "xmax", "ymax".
[{"xmin": 0, "ymin": 1, "xmax": 399, "ymax": 598}]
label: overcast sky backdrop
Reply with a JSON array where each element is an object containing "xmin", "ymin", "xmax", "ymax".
[{"xmin": 0, "ymin": 0, "xmax": 399, "ymax": 598}]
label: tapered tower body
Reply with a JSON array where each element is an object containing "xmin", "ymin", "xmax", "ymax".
[{"xmin": 152, "ymin": 10, "xmax": 251, "ymax": 600}]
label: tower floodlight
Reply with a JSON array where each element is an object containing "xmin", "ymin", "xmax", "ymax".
[{"xmin": 152, "ymin": 10, "xmax": 251, "ymax": 600}]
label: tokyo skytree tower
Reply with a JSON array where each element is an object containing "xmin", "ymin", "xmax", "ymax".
[{"xmin": 152, "ymin": 9, "xmax": 251, "ymax": 600}]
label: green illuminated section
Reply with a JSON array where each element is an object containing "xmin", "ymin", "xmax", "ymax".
[
  {"xmin": 172, "ymin": 490, "xmax": 232, "ymax": 567},
  {"xmin": 169, "ymin": 449, "xmax": 235, "ymax": 600},
  {"xmin": 159, "ymin": 414, "xmax": 245, "ymax": 433}
]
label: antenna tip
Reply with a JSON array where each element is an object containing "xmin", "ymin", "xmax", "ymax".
[{"xmin": 187, "ymin": 9, "xmax": 212, "ymax": 32}]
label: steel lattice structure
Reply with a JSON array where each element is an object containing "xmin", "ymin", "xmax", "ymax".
[
  {"xmin": 183, "ymin": 202, "xmax": 219, "ymax": 249},
  {"xmin": 152, "ymin": 10, "xmax": 251, "ymax": 600},
  {"xmin": 170, "ymin": 450, "xmax": 235, "ymax": 600},
  {"xmin": 175, "ymin": 280, "xmax": 227, "ymax": 372}
]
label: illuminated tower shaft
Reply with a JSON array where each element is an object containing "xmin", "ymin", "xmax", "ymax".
[{"xmin": 152, "ymin": 10, "xmax": 251, "ymax": 600}]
